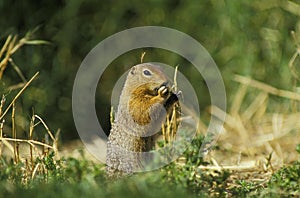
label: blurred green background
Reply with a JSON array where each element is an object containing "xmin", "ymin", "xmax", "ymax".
[{"xmin": 1, "ymin": 0, "xmax": 300, "ymax": 141}]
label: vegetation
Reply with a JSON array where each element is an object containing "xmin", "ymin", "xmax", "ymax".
[
  {"xmin": 1, "ymin": 0, "xmax": 300, "ymax": 197},
  {"xmin": 0, "ymin": 134, "xmax": 300, "ymax": 197}
]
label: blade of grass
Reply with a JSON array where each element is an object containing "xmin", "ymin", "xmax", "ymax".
[
  {"xmin": 140, "ymin": 52, "xmax": 146, "ymax": 63},
  {"xmin": 230, "ymin": 84, "xmax": 248, "ymax": 117},
  {"xmin": 0, "ymin": 137, "xmax": 54, "ymax": 149},
  {"xmin": 31, "ymin": 162, "xmax": 40, "ymax": 180},
  {"xmin": 0, "ymin": 35, "xmax": 12, "ymax": 59},
  {"xmin": 7, "ymin": 83, "xmax": 27, "ymax": 91},
  {"xmin": 233, "ymin": 75, "xmax": 300, "ymax": 101},
  {"xmin": 34, "ymin": 115, "xmax": 55, "ymax": 142},
  {"xmin": 23, "ymin": 40, "xmax": 51, "ymax": 45},
  {"xmin": 0, "ymin": 95, "xmax": 5, "ymax": 118},
  {"xmin": 9, "ymin": 58, "xmax": 27, "ymax": 82},
  {"xmin": 242, "ymin": 92, "xmax": 268, "ymax": 121},
  {"xmin": 0, "ymin": 72, "xmax": 39, "ymax": 120},
  {"xmin": 0, "ymin": 35, "xmax": 17, "ymax": 79},
  {"xmin": 12, "ymin": 102, "xmax": 17, "ymax": 163},
  {"xmin": 1, "ymin": 139, "xmax": 14, "ymax": 154},
  {"xmin": 29, "ymin": 113, "xmax": 35, "ymax": 166}
]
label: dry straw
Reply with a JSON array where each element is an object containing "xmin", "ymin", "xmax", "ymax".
[
  {"xmin": 0, "ymin": 32, "xmax": 57, "ymax": 184},
  {"xmin": 196, "ymin": 32, "xmax": 300, "ymax": 187}
]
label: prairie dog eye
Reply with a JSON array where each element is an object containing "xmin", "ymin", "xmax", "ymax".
[{"xmin": 143, "ymin": 69, "xmax": 152, "ymax": 76}]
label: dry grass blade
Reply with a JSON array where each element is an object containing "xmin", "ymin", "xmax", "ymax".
[
  {"xmin": 230, "ymin": 84, "xmax": 248, "ymax": 116},
  {"xmin": 288, "ymin": 50, "xmax": 300, "ymax": 80},
  {"xmin": 289, "ymin": 31, "xmax": 300, "ymax": 80},
  {"xmin": 140, "ymin": 52, "xmax": 146, "ymax": 63},
  {"xmin": 10, "ymin": 37, "xmax": 50, "ymax": 55},
  {"xmin": 0, "ymin": 120, "xmax": 3, "ymax": 139},
  {"xmin": 29, "ymin": 113, "xmax": 35, "ymax": 165},
  {"xmin": 54, "ymin": 129, "xmax": 61, "ymax": 157},
  {"xmin": 34, "ymin": 115, "xmax": 58, "ymax": 154},
  {"xmin": 34, "ymin": 115, "xmax": 55, "ymax": 142},
  {"xmin": 31, "ymin": 163, "xmax": 40, "ymax": 180},
  {"xmin": 1, "ymin": 139, "xmax": 14, "ymax": 154},
  {"xmin": 161, "ymin": 65, "xmax": 181, "ymax": 144},
  {"xmin": 242, "ymin": 92, "xmax": 268, "ymax": 121},
  {"xmin": 173, "ymin": 65, "xmax": 179, "ymax": 92},
  {"xmin": 0, "ymin": 32, "xmax": 50, "ymax": 80},
  {"xmin": 0, "ymin": 35, "xmax": 17, "ymax": 79},
  {"xmin": 0, "ymin": 95, "xmax": 5, "ymax": 118},
  {"xmin": 0, "ymin": 72, "xmax": 39, "ymax": 120},
  {"xmin": 12, "ymin": 102, "xmax": 18, "ymax": 163},
  {"xmin": 7, "ymin": 83, "xmax": 27, "ymax": 91},
  {"xmin": 209, "ymin": 105, "xmax": 248, "ymax": 138},
  {"xmin": 233, "ymin": 75, "xmax": 300, "ymax": 101},
  {"xmin": 9, "ymin": 58, "xmax": 27, "ymax": 82},
  {"xmin": 198, "ymin": 160, "xmax": 256, "ymax": 171},
  {"xmin": 23, "ymin": 40, "xmax": 51, "ymax": 45},
  {"xmin": 0, "ymin": 35, "xmax": 12, "ymax": 59},
  {"xmin": 0, "ymin": 95, "xmax": 4, "ymax": 156},
  {"xmin": 0, "ymin": 137, "xmax": 54, "ymax": 149}
]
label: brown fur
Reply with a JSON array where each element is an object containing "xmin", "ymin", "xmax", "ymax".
[{"xmin": 129, "ymin": 83, "xmax": 168, "ymax": 125}]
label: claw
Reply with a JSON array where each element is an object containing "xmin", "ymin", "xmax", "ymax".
[
  {"xmin": 176, "ymin": 90, "xmax": 182, "ymax": 98},
  {"xmin": 158, "ymin": 85, "xmax": 168, "ymax": 96}
]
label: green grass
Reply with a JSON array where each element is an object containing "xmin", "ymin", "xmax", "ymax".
[
  {"xmin": 262, "ymin": 146, "xmax": 300, "ymax": 197},
  {"xmin": 0, "ymin": 138, "xmax": 299, "ymax": 197},
  {"xmin": 0, "ymin": 135, "xmax": 218, "ymax": 197},
  {"xmin": 0, "ymin": 138, "xmax": 198, "ymax": 198}
]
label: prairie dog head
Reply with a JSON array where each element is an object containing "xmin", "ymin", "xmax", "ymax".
[
  {"xmin": 125, "ymin": 63, "xmax": 169, "ymax": 93},
  {"xmin": 116, "ymin": 63, "xmax": 174, "ymax": 133}
]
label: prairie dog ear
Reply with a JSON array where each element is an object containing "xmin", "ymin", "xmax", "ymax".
[{"xmin": 130, "ymin": 66, "xmax": 137, "ymax": 75}]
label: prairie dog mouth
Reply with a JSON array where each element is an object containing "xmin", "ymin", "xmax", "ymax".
[
  {"xmin": 154, "ymin": 82, "xmax": 170, "ymax": 96},
  {"xmin": 158, "ymin": 85, "xmax": 169, "ymax": 96}
]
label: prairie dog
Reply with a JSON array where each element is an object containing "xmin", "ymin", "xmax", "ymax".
[{"xmin": 106, "ymin": 63, "xmax": 179, "ymax": 178}]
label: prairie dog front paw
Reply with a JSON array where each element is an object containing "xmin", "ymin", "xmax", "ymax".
[{"xmin": 158, "ymin": 85, "xmax": 169, "ymax": 97}]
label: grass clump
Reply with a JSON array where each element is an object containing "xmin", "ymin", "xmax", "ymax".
[
  {"xmin": 0, "ymin": 134, "xmax": 230, "ymax": 198},
  {"xmin": 159, "ymin": 135, "xmax": 231, "ymax": 197},
  {"xmin": 267, "ymin": 162, "xmax": 300, "ymax": 196},
  {"xmin": 263, "ymin": 152, "xmax": 300, "ymax": 197},
  {"xmin": 230, "ymin": 144, "xmax": 300, "ymax": 197}
]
